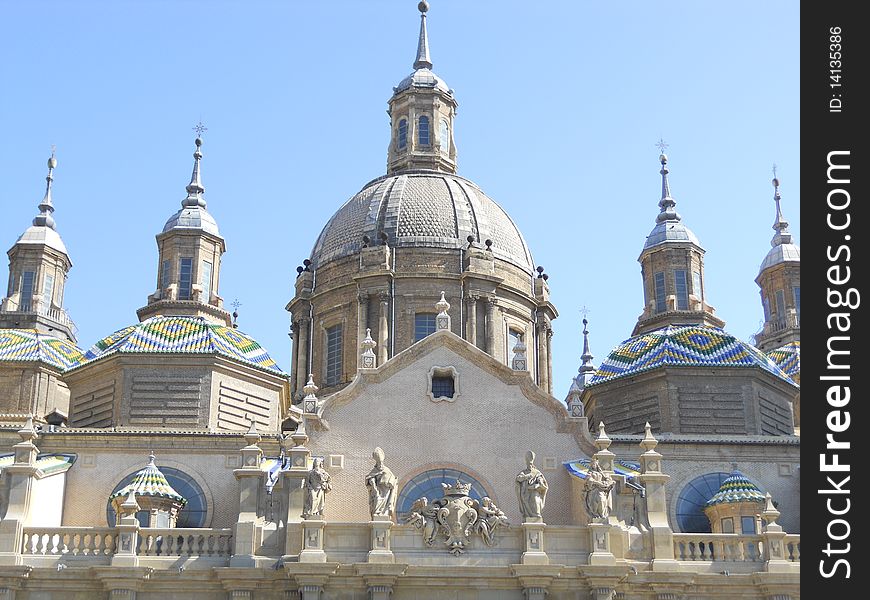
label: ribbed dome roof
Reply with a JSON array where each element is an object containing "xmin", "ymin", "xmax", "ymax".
[
  {"xmin": 310, "ymin": 171, "xmax": 535, "ymax": 273},
  {"xmin": 759, "ymin": 241, "xmax": 800, "ymax": 272},
  {"xmin": 15, "ymin": 224, "xmax": 69, "ymax": 255},
  {"xmin": 162, "ymin": 205, "xmax": 221, "ymax": 236},
  {"xmin": 79, "ymin": 316, "xmax": 285, "ymax": 375},
  {"xmin": 0, "ymin": 329, "xmax": 84, "ymax": 371},
  {"xmin": 706, "ymin": 470, "xmax": 765, "ymax": 506},
  {"xmin": 643, "ymin": 220, "xmax": 701, "ymax": 250},
  {"xmin": 588, "ymin": 325, "xmax": 797, "ymax": 387}
]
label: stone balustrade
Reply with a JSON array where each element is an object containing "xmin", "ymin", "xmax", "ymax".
[
  {"xmin": 673, "ymin": 533, "xmax": 766, "ymax": 562},
  {"xmin": 784, "ymin": 535, "xmax": 800, "ymax": 562},
  {"xmin": 137, "ymin": 528, "xmax": 234, "ymax": 558},
  {"xmin": 22, "ymin": 527, "xmax": 117, "ymax": 557}
]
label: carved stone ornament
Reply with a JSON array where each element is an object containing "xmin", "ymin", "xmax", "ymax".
[
  {"xmin": 405, "ymin": 481, "xmax": 510, "ymax": 555},
  {"xmin": 515, "ymin": 450, "xmax": 548, "ymax": 521},
  {"xmin": 302, "ymin": 457, "xmax": 332, "ymax": 519},
  {"xmin": 584, "ymin": 457, "xmax": 615, "ymax": 521},
  {"xmin": 365, "ymin": 447, "xmax": 398, "ymax": 519}
]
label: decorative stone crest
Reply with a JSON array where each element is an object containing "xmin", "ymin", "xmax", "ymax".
[
  {"xmin": 360, "ymin": 328, "xmax": 377, "ymax": 369},
  {"xmin": 515, "ymin": 451, "xmax": 548, "ymax": 522},
  {"xmin": 405, "ymin": 481, "xmax": 510, "ymax": 555},
  {"xmin": 302, "ymin": 457, "xmax": 331, "ymax": 519},
  {"xmin": 435, "ymin": 291, "xmax": 451, "ymax": 331},
  {"xmin": 365, "ymin": 447, "xmax": 398, "ymax": 519}
]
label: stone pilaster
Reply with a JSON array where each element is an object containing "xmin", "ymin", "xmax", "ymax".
[
  {"xmin": 588, "ymin": 522, "xmax": 615, "ymax": 566},
  {"xmin": 485, "ymin": 297, "xmax": 497, "ymax": 355},
  {"xmin": 0, "ymin": 419, "xmax": 39, "ymax": 566},
  {"xmin": 378, "ymin": 296, "xmax": 390, "ymax": 365},
  {"xmin": 294, "ymin": 317, "xmax": 310, "ymax": 400},
  {"xmin": 465, "ymin": 294, "xmax": 478, "ymax": 346},
  {"xmin": 520, "ymin": 521, "xmax": 548, "ymax": 565},
  {"xmin": 358, "ymin": 292, "xmax": 370, "ymax": 353},
  {"xmin": 637, "ymin": 423, "xmax": 677, "ymax": 571},
  {"xmin": 231, "ymin": 423, "xmax": 265, "ymax": 567}
]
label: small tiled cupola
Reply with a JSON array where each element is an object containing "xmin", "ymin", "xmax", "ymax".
[
  {"xmin": 703, "ymin": 469, "xmax": 766, "ymax": 534},
  {"xmin": 109, "ymin": 453, "xmax": 187, "ymax": 528}
]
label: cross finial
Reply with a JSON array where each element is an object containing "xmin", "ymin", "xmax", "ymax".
[
  {"xmin": 772, "ymin": 163, "xmax": 778, "ymax": 179},
  {"xmin": 193, "ymin": 121, "xmax": 208, "ymax": 138},
  {"xmin": 655, "ymin": 138, "xmax": 669, "ymax": 154},
  {"xmin": 50, "ymin": 144, "xmax": 57, "ymax": 159},
  {"xmin": 231, "ymin": 299, "xmax": 242, "ymax": 312},
  {"xmin": 579, "ymin": 305, "xmax": 591, "ymax": 320}
]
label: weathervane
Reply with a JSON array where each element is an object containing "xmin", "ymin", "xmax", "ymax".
[
  {"xmin": 772, "ymin": 163, "xmax": 778, "ymax": 179},
  {"xmin": 231, "ymin": 299, "xmax": 242, "ymax": 328},
  {"xmin": 193, "ymin": 121, "xmax": 208, "ymax": 137},
  {"xmin": 580, "ymin": 305, "xmax": 591, "ymax": 330},
  {"xmin": 655, "ymin": 138, "xmax": 669, "ymax": 154},
  {"xmin": 51, "ymin": 144, "xmax": 57, "ymax": 159}
]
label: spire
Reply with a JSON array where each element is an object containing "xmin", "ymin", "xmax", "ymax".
[
  {"xmin": 578, "ymin": 318, "xmax": 595, "ymax": 375},
  {"xmin": 183, "ymin": 127, "xmax": 207, "ymax": 208},
  {"xmin": 655, "ymin": 151, "xmax": 681, "ymax": 224},
  {"xmin": 32, "ymin": 149, "xmax": 58, "ymax": 229},
  {"xmin": 413, "ymin": 1, "xmax": 432, "ymax": 70},
  {"xmin": 770, "ymin": 171, "xmax": 792, "ymax": 246}
]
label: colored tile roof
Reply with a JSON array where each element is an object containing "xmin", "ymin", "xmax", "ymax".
[
  {"xmin": 80, "ymin": 316, "xmax": 285, "ymax": 375},
  {"xmin": 109, "ymin": 454, "xmax": 187, "ymax": 505},
  {"xmin": 705, "ymin": 470, "xmax": 766, "ymax": 506},
  {"xmin": 0, "ymin": 452, "xmax": 77, "ymax": 476},
  {"xmin": 588, "ymin": 325, "xmax": 796, "ymax": 387},
  {"xmin": 0, "ymin": 329, "xmax": 85, "ymax": 371},
  {"xmin": 766, "ymin": 341, "xmax": 800, "ymax": 377},
  {"xmin": 564, "ymin": 458, "xmax": 641, "ymax": 480}
]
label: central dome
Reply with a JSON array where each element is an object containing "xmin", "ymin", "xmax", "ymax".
[{"xmin": 310, "ymin": 170, "xmax": 534, "ymax": 273}]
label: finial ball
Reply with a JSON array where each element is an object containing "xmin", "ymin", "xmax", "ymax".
[
  {"xmin": 418, "ymin": 1, "xmax": 429, "ymax": 13},
  {"xmin": 195, "ymin": 137, "xmax": 203, "ymax": 147},
  {"xmin": 772, "ymin": 177, "xmax": 780, "ymax": 187},
  {"xmin": 659, "ymin": 153, "xmax": 668, "ymax": 164},
  {"xmin": 48, "ymin": 156, "xmax": 58, "ymax": 169}
]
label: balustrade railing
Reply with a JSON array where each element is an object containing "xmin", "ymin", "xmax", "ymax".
[
  {"xmin": 673, "ymin": 533, "xmax": 764, "ymax": 562},
  {"xmin": 21, "ymin": 527, "xmax": 117, "ymax": 556},
  {"xmin": 784, "ymin": 535, "xmax": 801, "ymax": 561},
  {"xmin": 137, "ymin": 528, "xmax": 234, "ymax": 558}
]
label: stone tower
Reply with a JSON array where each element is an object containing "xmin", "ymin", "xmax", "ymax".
[
  {"xmin": 137, "ymin": 133, "xmax": 231, "ymax": 326},
  {"xmin": 633, "ymin": 152, "xmax": 724, "ymax": 335},
  {"xmin": 287, "ymin": 2, "xmax": 557, "ymax": 399},
  {"xmin": 0, "ymin": 152, "xmax": 76, "ymax": 342},
  {"xmin": 753, "ymin": 175, "xmax": 800, "ymax": 352}
]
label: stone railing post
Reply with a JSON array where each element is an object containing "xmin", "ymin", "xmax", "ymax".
[
  {"xmin": 231, "ymin": 422, "xmax": 265, "ymax": 567},
  {"xmin": 637, "ymin": 423, "xmax": 678, "ymax": 571},
  {"xmin": 0, "ymin": 417, "xmax": 40, "ymax": 566},
  {"xmin": 761, "ymin": 493, "xmax": 791, "ymax": 572},
  {"xmin": 112, "ymin": 491, "xmax": 141, "ymax": 567},
  {"xmin": 588, "ymin": 422, "xmax": 616, "ymax": 565}
]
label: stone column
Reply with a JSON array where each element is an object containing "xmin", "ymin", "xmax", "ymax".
[
  {"xmin": 545, "ymin": 328, "xmax": 554, "ymax": 395},
  {"xmin": 485, "ymin": 297, "xmax": 497, "ymax": 355},
  {"xmin": 357, "ymin": 292, "xmax": 370, "ymax": 357},
  {"xmin": 465, "ymin": 294, "xmax": 477, "ymax": 346},
  {"xmin": 536, "ymin": 321, "xmax": 549, "ymax": 393},
  {"xmin": 761, "ymin": 493, "xmax": 791, "ymax": 573},
  {"xmin": 378, "ymin": 296, "xmax": 389, "ymax": 365},
  {"xmin": 637, "ymin": 423, "xmax": 678, "ymax": 571},
  {"xmin": 294, "ymin": 317, "xmax": 310, "ymax": 400},
  {"xmin": 0, "ymin": 418, "xmax": 40, "ymax": 566},
  {"xmin": 230, "ymin": 423, "xmax": 264, "ymax": 567}
]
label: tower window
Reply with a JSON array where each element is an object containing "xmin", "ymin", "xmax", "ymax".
[
  {"xmin": 414, "ymin": 313, "xmax": 436, "ymax": 341},
  {"xmin": 762, "ymin": 296, "xmax": 770, "ymax": 321},
  {"xmin": 160, "ymin": 259, "xmax": 171, "ymax": 291},
  {"xmin": 793, "ymin": 286, "xmax": 800, "ymax": 322},
  {"xmin": 741, "ymin": 516, "xmax": 757, "ymax": 534},
  {"xmin": 418, "ymin": 116, "xmax": 430, "ymax": 146},
  {"xmin": 692, "ymin": 270, "xmax": 702, "ymax": 300},
  {"xmin": 20, "ymin": 271, "xmax": 35, "ymax": 309},
  {"xmin": 775, "ymin": 289, "xmax": 786, "ymax": 321},
  {"xmin": 325, "ymin": 324, "xmax": 343, "ymax": 386},
  {"xmin": 431, "ymin": 375, "xmax": 454, "ymax": 399},
  {"xmin": 178, "ymin": 258, "xmax": 193, "ymax": 300},
  {"xmin": 42, "ymin": 274, "xmax": 55, "ymax": 307},
  {"xmin": 675, "ymin": 270, "xmax": 689, "ymax": 310},
  {"xmin": 397, "ymin": 119, "xmax": 408, "ymax": 149},
  {"xmin": 507, "ymin": 328, "xmax": 523, "ymax": 365},
  {"xmin": 201, "ymin": 260, "xmax": 213, "ymax": 302},
  {"xmin": 439, "ymin": 118, "xmax": 450, "ymax": 154},
  {"xmin": 720, "ymin": 517, "xmax": 735, "ymax": 533},
  {"xmin": 654, "ymin": 271, "xmax": 666, "ymax": 313}
]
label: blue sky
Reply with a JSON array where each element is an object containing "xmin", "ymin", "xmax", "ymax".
[{"xmin": 1, "ymin": 1, "xmax": 799, "ymax": 399}]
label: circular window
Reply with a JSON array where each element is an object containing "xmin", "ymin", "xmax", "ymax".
[
  {"xmin": 674, "ymin": 472, "xmax": 730, "ymax": 533},
  {"xmin": 397, "ymin": 468, "xmax": 488, "ymax": 520},
  {"xmin": 106, "ymin": 466, "xmax": 208, "ymax": 528}
]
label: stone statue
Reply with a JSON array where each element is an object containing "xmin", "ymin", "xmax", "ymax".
[
  {"xmin": 584, "ymin": 457, "xmax": 615, "ymax": 521},
  {"xmin": 365, "ymin": 447, "xmax": 398, "ymax": 519},
  {"xmin": 474, "ymin": 497, "xmax": 509, "ymax": 546},
  {"xmin": 515, "ymin": 450, "xmax": 548, "ymax": 521},
  {"xmin": 406, "ymin": 497, "xmax": 439, "ymax": 546},
  {"xmin": 302, "ymin": 457, "xmax": 331, "ymax": 519}
]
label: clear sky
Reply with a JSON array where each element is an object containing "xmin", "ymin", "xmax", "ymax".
[{"xmin": 1, "ymin": 1, "xmax": 799, "ymax": 400}]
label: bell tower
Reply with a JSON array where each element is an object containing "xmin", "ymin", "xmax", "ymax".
[
  {"xmin": 387, "ymin": 1, "xmax": 458, "ymax": 175},
  {"xmin": 137, "ymin": 130, "xmax": 231, "ymax": 326},
  {"xmin": 0, "ymin": 151, "xmax": 77, "ymax": 342}
]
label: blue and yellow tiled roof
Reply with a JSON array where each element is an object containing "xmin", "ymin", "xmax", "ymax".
[
  {"xmin": 0, "ymin": 329, "xmax": 85, "ymax": 371},
  {"xmin": 588, "ymin": 325, "xmax": 796, "ymax": 387},
  {"xmin": 705, "ymin": 470, "xmax": 766, "ymax": 506},
  {"xmin": 109, "ymin": 454, "xmax": 187, "ymax": 505},
  {"xmin": 0, "ymin": 452, "xmax": 77, "ymax": 476},
  {"xmin": 80, "ymin": 316, "xmax": 285, "ymax": 375},
  {"xmin": 766, "ymin": 341, "xmax": 800, "ymax": 377}
]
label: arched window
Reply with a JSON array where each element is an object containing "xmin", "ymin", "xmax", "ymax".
[
  {"xmin": 674, "ymin": 472, "xmax": 730, "ymax": 533},
  {"xmin": 418, "ymin": 116, "xmax": 430, "ymax": 146},
  {"xmin": 439, "ymin": 118, "xmax": 449, "ymax": 153},
  {"xmin": 397, "ymin": 119, "xmax": 408, "ymax": 149},
  {"xmin": 397, "ymin": 468, "xmax": 488, "ymax": 520},
  {"xmin": 106, "ymin": 466, "xmax": 208, "ymax": 528}
]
